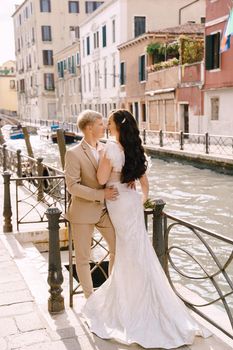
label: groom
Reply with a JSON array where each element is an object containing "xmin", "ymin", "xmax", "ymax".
[{"xmin": 64, "ymin": 110, "xmax": 117, "ymax": 298}]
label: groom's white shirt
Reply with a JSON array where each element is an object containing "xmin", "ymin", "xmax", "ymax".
[{"xmin": 83, "ymin": 140, "xmax": 104, "ymax": 163}]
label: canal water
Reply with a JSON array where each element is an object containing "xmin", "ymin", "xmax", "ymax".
[{"xmin": 6, "ymin": 136, "xmax": 233, "ymax": 311}]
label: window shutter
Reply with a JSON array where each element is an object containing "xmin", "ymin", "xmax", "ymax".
[
  {"xmin": 138, "ymin": 56, "xmax": 141, "ymax": 81},
  {"xmin": 205, "ymin": 35, "xmax": 213, "ymax": 70}
]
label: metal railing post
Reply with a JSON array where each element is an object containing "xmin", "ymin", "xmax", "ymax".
[
  {"xmin": 3, "ymin": 144, "xmax": 7, "ymax": 171},
  {"xmin": 180, "ymin": 131, "xmax": 184, "ymax": 151},
  {"xmin": 16, "ymin": 149, "xmax": 23, "ymax": 185},
  {"xmin": 2, "ymin": 171, "xmax": 12, "ymax": 233},
  {"xmin": 152, "ymin": 199, "xmax": 166, "ymax": 269},
  {"xmin": 159, "ymin": 129, "xmax": 163, "ymax": 147},
  {"xmin": 205, "ymin": 132, "xmax": 209, "ymax": 154},
  {"xmin": 37, "ymin": 157, "xmax": 44, "ymax": 201},
  {"xmin": 46, "ymin": 207, "xmax": 64, "ymax": 313}
]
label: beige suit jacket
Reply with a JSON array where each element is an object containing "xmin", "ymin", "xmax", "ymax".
[{"xmin": 64, "ymin": 139, "xmax": 105, "ymax": 224}]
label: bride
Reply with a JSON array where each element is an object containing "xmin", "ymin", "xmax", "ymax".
[{"xmin": 82, "ymin": 109, "xmax": 210, "ymax": 349}]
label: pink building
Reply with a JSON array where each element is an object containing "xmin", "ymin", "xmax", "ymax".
[{"xmin": 203, "ymin": 0, "xmax": 233, "ymax": 135}]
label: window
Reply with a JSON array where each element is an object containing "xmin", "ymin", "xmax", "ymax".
[
  {"xmin": 211, "ymin": 97, "xmax": 219, "ymax": 120},
  {"xmin": 75, "ymin": 26, "xmax": 80, "ymax": 39},
  {"xmin": 112, "ymin": 58, "xmax": 116, "ymax": 87},
  {"xmin": 71, "ymin": 55, "xmax": 76, "ymax": 73},
  {"xmin": 44, "ymin": 73, "xmax": 54, "ymax": 90},
  {"xmin": 139, "ymin": 54, "xmax": 146, "ymax": 81},
  {"xmin": 43, "ymin": 50, "xmax": 53, "ymax": 65},
  {"xmin": 205, "ymin": 32, "xmax": 220, "ymax": 70},
  {"xmin": 141, "ymin": 103, "xmax": 146, "ymax": 122},
  {"xmin": 40, "ymin": 0, "xmax": 51, "ymax": 12},
  {"xmin": 32, "ymin": 27, "xmax": 35, "ymax": 43},
  {"xmin": 134, "ymin": 102, "xmax": 139, "ymax": 123},
  {"xmin": 19, "ymin": 79, "xmax": 25, "ymax": 92},
  {"xmin": 85, "ymin": 1, "xmax": 104, "ymax": 13},
  {"xmin": 58, "ymin": 61, "xmax": 64, "ymax": 78},
  {"xmin": 134, "ymin": 16, "xmax": 146, "ymax": 37},
  {"xmin": 41, "ymin": 26, "xmax": 52, "ymax": 41},
  {"xmin": 120, "ymin": 62, "xmax": 126, "ymax": 85},
  {"xmin": 76, "ymin": 52, "xmax": 80, "ymax": 65},
  {"xmin": 86, "ymin": 36, "xmax": 90, "ymax": 55},
  {"xmin": 94, "ymin": 31, "xmax": 99, "ymax": 49},
  {"xmin": 10, "ymin": 80, "xmax": 16, "ymax": 89},
  {"xmin": 104, "ymin": 60, "xmax": 107, "ymax": 88},
  {"xmin": 82, "ymin": 39, "xmax": 85, "ymax": 57},
  {"xmin": 112, "ymin": 19, "xmax": 115, "ymax": 43},
  {"xmin": 88, "ymin": 65, "xmax": 91, "ymax": 91},
  {"xmin": 102, "ymin": 25, "xmax": 106, "ymax": 47},
  {"xmin": 68, "ymin": 1, "xmax": 79, "ymax": 13}
]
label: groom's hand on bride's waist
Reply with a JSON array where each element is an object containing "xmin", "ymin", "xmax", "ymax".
[{"xmin": 104, "ymin": 186, "xmax": 119, "ymax": 200}]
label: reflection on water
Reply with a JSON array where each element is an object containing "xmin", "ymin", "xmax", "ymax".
[
  {"xmin": 7, "ymin": 136, "xmax": 233, "ymax": 311},
  {"xmin": 149, "ymin": 159, "xmax": 233, "ymax": 238}
]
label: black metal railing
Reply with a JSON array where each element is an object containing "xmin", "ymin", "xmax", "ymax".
[
  {"xmin": 141, "ymin": 129, "xmax": 233, "ymax": 157},
  {"xmin": 163, "ymin": 212, "xmax": 233, "ymax": 339},
  {"xmin": 21, "ymin": 118, "xmax": 233, "ymax": 157}
]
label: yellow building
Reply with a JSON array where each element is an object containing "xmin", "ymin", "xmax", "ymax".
[{"xmin": 0, "ymin": 60, "xmax": 18, "ymax": 116}]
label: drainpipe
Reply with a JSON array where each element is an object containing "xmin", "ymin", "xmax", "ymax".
[{"xmin": 179, "ymin": 0, "xmax": 200, "ymax": 25}]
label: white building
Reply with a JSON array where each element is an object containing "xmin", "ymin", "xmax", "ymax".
[
  {"xmin": 80, "ymin": 0, "xmax": 205, "ymax": 117},
  {"xmin": 12, "ymin": 0, "xmax": 105, "ymax": 123},
  {"xmin": 54, "ymin": 42, "xmax": 82, "ymax": 123}
]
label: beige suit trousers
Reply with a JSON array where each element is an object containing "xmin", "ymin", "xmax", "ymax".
[{"xmin": 71, "ymin": 208, "xmax": 115, "ymax": 298}]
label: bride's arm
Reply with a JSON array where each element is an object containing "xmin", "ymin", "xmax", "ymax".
[
  {"xmin": 97, "ymin": 154, "xmax": 112, "ymax": 185},
  {"xmin": 139, "ymin": 174, "xmax": 149, "ymax": 204}
]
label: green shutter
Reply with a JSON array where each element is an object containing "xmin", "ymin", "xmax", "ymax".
[
  {"xmin": 215, "ymin": 32, "xmax": 220, "ymax": 69},
  {"xmin": 138, "ymin": 56, "xmax": 141, "ymax": 81},
  {"xmin": 102, "ymin": 25, "xmax": 106, "ymax": 47},
  {"xmin": 205, "ymin": 35, "xmax": 214, "ymax": 70},
  {"xmin": 60, "ymin": 61, "xmax": 64, "ymax": 77}
]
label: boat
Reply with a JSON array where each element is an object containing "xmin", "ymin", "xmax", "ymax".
[
  {"xmin": 1, "ymin": 124, "xmax": 24, "ymax": 140},
  {"xmin": 10, "ymin": 126, "xmax": 24, "ymax": 140}
]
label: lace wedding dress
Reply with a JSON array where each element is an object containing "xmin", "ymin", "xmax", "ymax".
[{"xmin": 83, "ymin": 140, "xmax": 209, "ymax": 349}]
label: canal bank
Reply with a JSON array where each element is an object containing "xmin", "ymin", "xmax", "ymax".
[{"xmin": 145, "ymin": 145, "xmax": 233, "ymax": 175}]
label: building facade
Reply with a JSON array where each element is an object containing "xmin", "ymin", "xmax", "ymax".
[
  {"xmin": 12, "ymin": 0, "xmax": 105, "ymax": 123},
  {"xmin": 54, "ymin": 42, "xmax": 81, "ymax": 122},
  {"xmin": 0, "ymin": 60, "xmax": 18, "ymax": 116},
  {"xmin": 203, "ymin": 0, "xmax": 233, "ymax": 135},
  {"xmin": 80, "ymin": 0, "xmax": 206, "ymax": 118},
  {"xmin": 118, "ymin": 23, "xmax": 204, "ymax": 131}
]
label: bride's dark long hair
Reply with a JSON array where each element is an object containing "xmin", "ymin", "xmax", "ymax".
[{"xmin": 110, "ymin": 109, "xmax": 147, "ymax": 183}]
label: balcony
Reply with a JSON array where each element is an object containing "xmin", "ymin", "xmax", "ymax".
[{"xmin": 146, "ymin": 65, "xmax": 179, "ymax": 94}]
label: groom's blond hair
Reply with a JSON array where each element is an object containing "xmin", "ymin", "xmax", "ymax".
[{"xmin": 77, "ymin": 110, "xmax": 102, "ymax": 131}]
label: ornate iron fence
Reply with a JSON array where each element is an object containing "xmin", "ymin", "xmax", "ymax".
[{"xmin": 163, "ymin": 212, "xmax": 233, "ymax": 339}]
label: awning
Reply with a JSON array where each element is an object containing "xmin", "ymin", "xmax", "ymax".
[{"xmin": 145, "ymin": 87, "xmax": 175, "ymax": 96}]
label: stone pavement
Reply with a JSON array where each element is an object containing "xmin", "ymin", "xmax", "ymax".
[{"xmin": 1, "ymin": 178, "xmax": 233, "ymax": 349}]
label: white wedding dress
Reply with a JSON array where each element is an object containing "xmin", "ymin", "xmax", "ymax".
[{"xmin": 83, "ymin": 140, "xmax": 209, "ymax": 349}]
